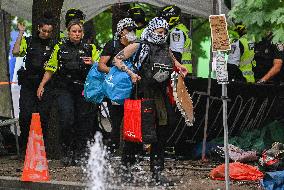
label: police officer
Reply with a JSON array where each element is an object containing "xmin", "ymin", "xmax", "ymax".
[
  {"xmin": 98, "ymin": 18, "xmax": 137, "ymax": 152},
  {"xmin": 254, "ymin": 33, "xmax": 284, "ymax": 84},
  {"xmin": 127, "ymin": 6, "xmax": 147, "ymax": 39},
  {"xmin": 37, "ymin": 19, "xmax": 100, "ymax": 166},
  {"xmin": 160, "ymin": 5, "xmax": 192, "ymax": 73},
  {"xmin": 227, "ymin": 24, "xmax": 255, "ymax": 83},
  {"xmin": 12, "ymin": 12, "xmax": 57, "ymax": 153},
  {"xmin": 60, "ymin": 8, "xmax": 86, "ymax": 39},
  {"xmin": 63, "ymin": 8, "xmax": 100, "ymax": 57}
]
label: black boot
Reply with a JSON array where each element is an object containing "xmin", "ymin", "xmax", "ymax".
[
  {"xmin": 120, "ymin": 164, "xmax": 134, "ymax": 184},
  {"xmin": 60, "ymin": 144, "xmax": 74, "ymax": 167},
  {"xmin": 152, "ymin": 170, "xmax": 173, "ymax": 186}
]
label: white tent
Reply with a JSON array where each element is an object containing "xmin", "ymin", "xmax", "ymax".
[{"xmin": 2, "ymin": 0, "xmax": 229, "ymax": 22}]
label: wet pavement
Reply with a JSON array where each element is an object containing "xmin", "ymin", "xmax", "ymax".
[{"xmin": 0, "ymin": 155, "xmax": 261, "ymax": 190}]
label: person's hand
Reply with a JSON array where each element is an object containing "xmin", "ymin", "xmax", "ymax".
[
  {"xmin": 82, "ymin": 57, "xmax": 93, "ymax": 65},
  {"xmin": 256, "ymin": 79, "xmax": 266, "ymax": 84},
  {"xmin": 177, "ymin": 65, "xmax": 188, "ymax": 77},
  {"xmin": 130, "ymin": 73, "xmax": 141, "ymax": 83},
  {"xmin": 37, "ymin": 85, "xmax": 44, "ymax": 100},
  {"xmin": 17, "ymin": 23, "xmax": 26, "ymax": 33}
]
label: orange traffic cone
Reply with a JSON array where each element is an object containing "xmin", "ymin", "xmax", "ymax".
[{"xmin": 21, "ymin": 113, "xmax": 50, "ymax": 182}]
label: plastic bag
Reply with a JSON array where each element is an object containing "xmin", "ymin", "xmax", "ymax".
[
  {"xmin": 123, "ymin": 99, "xmax": 142, "ymax": 143},
  {"xmin": 84, "ymin": 63, "xmax": 105, "ymax": 103},
  {"xmin": 210, "ymin": 162, "xmax": 263, "ymax": 181},
  {"xmin": 103, "ymin": 61, "xmax": 133, "ymax": 105}
]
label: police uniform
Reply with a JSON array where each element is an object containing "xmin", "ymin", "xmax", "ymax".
[
  {"xmin": 45, "ymin": 39, "xmax": 100, "ymax": 160},
  {"xmin": 227, "ymin": 36, "xmax": 255, "ymax": 83},
  {"xmin": 15, "ymin": 35, "xmax": 56, "ymax": 152},
  {"xmin": 135, "ymin": 27, "xmax": 145, "ymax": 39},
  {"xmin": 169, "ymin": 23, "xmax": 192, "ymax": 73},
  {"xmin": 253, "ymin": 36, "xmax": 284, "ymax": 83}
]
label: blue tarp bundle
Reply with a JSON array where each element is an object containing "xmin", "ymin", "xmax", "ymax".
[{"xmin": 261, "ymin": 171, "xmax": 284, "ymax": 190}]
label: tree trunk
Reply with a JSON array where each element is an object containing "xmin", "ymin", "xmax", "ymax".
[
  {"xmin": 0, "ymin": 4, "xmax": 12, "ymax": 118},
  {"xmin": 32, "ymin": 0, "xmax": 64, "ymax": 38},
  {"xmin": 111, "ymin": 3, "xmax": 130, "ymax": 36}
]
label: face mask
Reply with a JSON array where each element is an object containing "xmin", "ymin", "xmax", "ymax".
[
  {"xmin": 125, "ymin": 31, "xmax": 137, "ymax": 42},
  {"xmin": 150, "ymin": 31, "xmax": 168, "ymax": 44}
]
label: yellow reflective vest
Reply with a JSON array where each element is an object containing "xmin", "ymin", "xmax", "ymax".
[
  {"xmin": 170, "ymin": 23, "xmax": 192, "ymax": 73},
  {"xmin": 239, "ymin": 36, "xmax": 255, "ymax": 83}
]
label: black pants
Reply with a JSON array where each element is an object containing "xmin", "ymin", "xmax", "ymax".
[
  {"xmin": 108, "ymin": 101, "xmax": 124, "ymax": 148},
  {"xmin": 121, "ymin": 81, "xmax": 170, "ymax": 172},
  {"xmin": 18, "ymin": 84, "xmax": 50, "ymax": 153},
  {"xmin": 54, "ymin": 88, "xmax": 99, "ymax": 158},
  {"xmin": 121, "ymin": 126, "xmax": 167, "ymax": 172},
  {"xmin": 227, "ymin": 64, "xmax": 246, "ymax": 82}
]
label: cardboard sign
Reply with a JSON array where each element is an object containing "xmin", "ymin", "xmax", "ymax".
[
  {"xmin": 215, "ymin": 52, "xmax": 229, "ymax": 84},
  {"xmin": 209, "ymin": 14, "xmax": 231, "ymax": 52}
]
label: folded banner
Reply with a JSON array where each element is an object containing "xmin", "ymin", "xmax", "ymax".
[{"xmin": 172, "ymin": 73, "xmax": 194, "ymax": 126}]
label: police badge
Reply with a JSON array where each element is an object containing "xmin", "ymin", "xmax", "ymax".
[
  {"xmin": 172, "ymin": 33, "xmax": 181, "ymax": 42},
  {"xmin": 276, "ymin": 43, "xmax": 284, "ymax": 52}
]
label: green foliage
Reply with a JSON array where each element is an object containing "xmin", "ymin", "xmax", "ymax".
[
  {"xmin": 91, "ymin": 3, "xmax": 211, "ymax": 59},
  {"xmin": 229, "ymin": 0, "xmax": 284, "ymax": 43},
  {"xmin": 132, "ymin": 3, "xmax": 158, "ymax": 21},
  {"xmin": 93, "ymin": 9, "xmax": 113, "ymax": 48},
  {"xmin": 192, "ymin": 18, "xmax": 211, "ymax": 58}
]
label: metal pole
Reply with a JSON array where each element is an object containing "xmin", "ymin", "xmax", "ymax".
[
  {"xmin": 201, "ymin": 0, "xmax": 217, "ymax": 161},
  {"xmin": 218, "ymin": 0, "xmax": 230, "ymax": 189},
  {"xmin": 222, "ymin": 83, "xmax": 230, "ymax": 190}
]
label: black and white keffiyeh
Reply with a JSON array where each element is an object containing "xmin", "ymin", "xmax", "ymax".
[
  {"xmin": 137, "ymin": 17, "xmax": 169, "ymax": 65},
  {"xmin": 141, "ymin": 17, "xmax": 169, "ymax": 45},
  {"xmin": 115, "ymin": 18, "xmax": 137, "ymax": 39}
]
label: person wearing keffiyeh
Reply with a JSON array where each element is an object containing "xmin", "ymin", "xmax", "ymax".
[{"xmin": 113, "ymin": 17, "xmax": 187, "ymax": 186}]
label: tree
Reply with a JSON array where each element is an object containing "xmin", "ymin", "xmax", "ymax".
[
  {"xmin": 229, "ymin": 0, "xmax": 284, "ymax": 43},
  {"xmin": 0, "ymin": 6, "xmax": 12, "ymax": 118},
  {"xmin": 93, "ymin": 9, "xmax": 113, "ymax": 48},
  {"xmin": 32, "ymin": 0, "xmax": 64, "ymax": 38},
  {"xmin": 112, "ymin": 3, "xmax": 130, "ymax": 36}
]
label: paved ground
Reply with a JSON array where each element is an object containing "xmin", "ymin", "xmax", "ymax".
[{"xmin": 0, "ymin": 155, "xmax": 262, "ymax": 190}]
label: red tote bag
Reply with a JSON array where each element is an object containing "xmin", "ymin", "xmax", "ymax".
[{"xmin": 123, "ymin": 99, "xmax": 142, "ymax": 143}]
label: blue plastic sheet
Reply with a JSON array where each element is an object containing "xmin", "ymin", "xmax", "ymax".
[{"xmin": 261, "ymin": 170, "xmax": 284, "ymax": 190}]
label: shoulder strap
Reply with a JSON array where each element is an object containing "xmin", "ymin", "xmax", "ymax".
[
  {"xmin": 112, "ymin": 39, "xmax": 118, "ymax": 55},
  {"xmin": 25, "ymin": 36, "xmax": 32, "ymax": 48}
]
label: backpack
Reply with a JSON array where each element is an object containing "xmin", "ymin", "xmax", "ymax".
[{"xmin": 141, "ymin": 42, "xmax": 173, "ymax": 83}]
